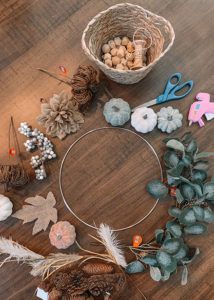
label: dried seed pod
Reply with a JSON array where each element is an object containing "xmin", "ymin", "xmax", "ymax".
[
  {"xmin": 117, "ymin": 46, "xmax": 125, "ymax": 58},
  {"xmin": 127, "ymin": 41, "xmax": 134, "ymax": 53},
  {"xmin": 120, "ymin": 58, "xmax": 127, "ymax": 66},
  {"xmin": 121, "ymin": 36, "xmax": 130, "ymax": 46},
  {"xmin": 105, "ymin": 59, "xmax": 113, "ymax": 67},
  {"xmin": 108, "ymin": 40, "xmax": 116, "ymax": 49},
  {"xmin": 82, "ymin": 263, "xmax": 114, "ymax": 275},
  {"xmin": 112, "ymin": 56, "xmax": 121, "ymax": 66},
  {"xmin": 114, "ymin": 37, "xmax": 121, "ymax": 46},
  {"xmin": 127, "ymin": 60, "xmax": 134, "ymax": 69},
  {"xmin": 102, "ymin": 44, "xmax": 110, "ymax": 53},
  {"xmin": 110, "ymin": 48, "xmax": 118, "ymax": 56},
  {"xmin": 116, "ymin": 64, "xmax": 124, "ymax": 70},
  {"xmin": 103, "ymin": 53, "xmax": 111, "ymax": 60},
  {"xmin": 48, "ymin": 288, "xmax": 62, "ymax": 300}
]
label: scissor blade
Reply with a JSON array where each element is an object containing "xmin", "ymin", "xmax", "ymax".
[{"xmin": 132, "ymin": 98, "xmax": 157, "ymax": 112}]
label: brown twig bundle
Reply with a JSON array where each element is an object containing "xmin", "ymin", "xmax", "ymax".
[
  {"xmin": 70, "ymin": 65, "xmax": 99, "ymax": 111},
  {"xmin": 0, "ymin": 117, "xmax": 29, "ymax": 191}
]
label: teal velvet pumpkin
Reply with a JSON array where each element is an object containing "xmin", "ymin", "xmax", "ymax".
[{"xmin": 103, "ymin": 98, "xmax": 131, "ymax": 126}]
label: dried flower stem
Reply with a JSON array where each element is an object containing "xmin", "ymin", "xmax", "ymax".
[{"xmin": 37, "ymin": 68, "xmax": 72, "ymax": 85}]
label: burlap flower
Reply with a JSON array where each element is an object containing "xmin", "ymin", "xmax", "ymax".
[{"xmin": 37, "ymin": 92, "xmax": 84, "ymax": 140}]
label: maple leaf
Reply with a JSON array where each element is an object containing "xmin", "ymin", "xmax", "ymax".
[{"xmin": 13, "ymin": 192, "xmax": 58, "ymax": 235}]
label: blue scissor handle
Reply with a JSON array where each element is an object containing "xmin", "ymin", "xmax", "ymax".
[{"xmin": 156, "ymin": 73, "xmax": 194, "ymax": 104}]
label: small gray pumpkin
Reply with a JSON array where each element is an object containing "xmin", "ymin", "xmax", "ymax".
[
  {"xmin": 103, "ymin": 98, "xmax": 131, "ymax": 126},
  {"xmin": 157, "ymin": 106, "xmax": 183, "ymax": 133}
]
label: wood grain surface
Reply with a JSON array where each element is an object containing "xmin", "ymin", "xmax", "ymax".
[{"xmin": 0, "ymin": 0, "xmax": 213, "ymax": 299}]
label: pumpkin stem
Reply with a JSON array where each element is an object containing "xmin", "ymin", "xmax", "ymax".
[
  {"xmin": 112, "ymin": 105, "xmax": 120, "ymax": 112},
  {"xmin": 143, "ymin": 114, "xmax": 148, "ymax": 120},
  {"xmin": 167, "ymin": 115, "xmax": 173, "ymax": 121}
]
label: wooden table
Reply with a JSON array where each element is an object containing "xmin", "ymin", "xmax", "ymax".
[{"xmin": 0, "ymin": 0, "xmax": 213, "ymax": 299}]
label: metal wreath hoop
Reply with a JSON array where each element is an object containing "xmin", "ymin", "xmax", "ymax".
[{"xmin": 59, "ymin": 127, "xmax": 163, "ymax": 232}]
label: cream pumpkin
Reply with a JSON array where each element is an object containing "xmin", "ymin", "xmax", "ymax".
[
  {"xmin": 0, "ymin": 194, "xmax": 13, "ymax": 221},
  {"xmin": 131, "ymin": 107, "xmax": 157, "ymax": 133},
  {"xmin": 49, "ymin": 221, "xmax": 76, "ymax": 249}
]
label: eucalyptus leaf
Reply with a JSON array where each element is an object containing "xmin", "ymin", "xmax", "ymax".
[
  {"xmin": 162, "ymin": 238, "xmax": 182, "ymax": 255},
  {"xmin": 142, "ymin": 255, "xmax": 158, "ymax": 267},
  {"xmin": 204, "ymin": 182, "xmax": 214, "ymax": 200},
  {"xmin": 155, "ymin": 229, "xmax": 164, "ymax": 244},
  {"xmin": 181, "ymin": 132, "xmax": 193, "ymax": 144},
  {"xmin": 163, "ymin": 137, "xmax": 180, "ymax": 144},
  {"xmin": 166, "ymin": 140, "xmax": 185, "ymax": 154},
  {"xmin": 192, "ymin": 206, "xmax": 204, "ymax": 221},
  {"xmin": 194, "ymin": 152, "xmax": 214, "ymax": 161},
  {"xmin": 178, "ymin": 208, "xmax": 196, "ymax": 225},
  {"xmin": 176, "ymin": 189, "xmax": 184, "ymax": 204},
  {"xmin": 182, "ymin": 155, "xmax": 192, "ymax": 167},
  {"xmin": 156, "ymin": 251, "xmax": 177, "ymax": 273},
  {"xmin": 173, "ymin": 244, "xmax": 188, "ymax": 261},
  {"xmin": 184, "ymin": 223, "xmax": 207, "ymax": 235},
  {"xmin": 167, "ymin": 162, "xmax": 184, "ymax": 177},
  {"xmin": 147, "ymin": 179, "xmax": 168, "ymax": 199},
  {"xmin": 164, "ymin": 150, "xmax": 179, "ymax": 168},
  {"xmin": 191, "ymin": 170, "xmax": 207, "ymax": 182},
  {"xmin": 193, "ymin": 161, "xmax": 209, "ymax": 170},
  {"xmin": 167, "ymin": 174, "xmax": 181, "ymax": 186},
  {"xmin": 149, "ymin": 266, "xmax": 162, "ymax": 281},
  {"xmin": 186, "ymin": 139, "xmax": 197, "ymax": 154},
  {"xmin": 180, "ymin": 183, "xmax": 195, "ymax": 200},
  {"xmin": 203, "ymin": 207, "xmax": 214, "ymax": 223},
  {"xmin": 168, "ymin": 206, "xmax": 182, "ymax": 218},
  {"xmin": 181, "ymin": 265, "xmax": 188, "ymax": 285},
  {"xmin": 164, "ymin": 230, "xmax": 172, "ymax": 242},
  {"xmin": 126, "ymin": 260, "xmax": 145, "ymax": 274},
  {"xmin": 192, "ymin": 183, "xmax": 203, "ymax": 197},
  {"xmin": 166, "ymin": 221, "xmax": 182, "ymax": 237}
]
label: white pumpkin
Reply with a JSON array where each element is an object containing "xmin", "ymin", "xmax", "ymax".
[
  {"xmin": 131, "ymin": 107, "xmax": 157, "ymax": 133},
  {"xmin": 0, "ymin": 194, "xmax": 13, "ymax": 221}
]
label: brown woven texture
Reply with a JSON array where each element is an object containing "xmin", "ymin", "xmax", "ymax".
[{"xmin": 82, "ymin": 3, "xmax": 175, "ymax": 84}]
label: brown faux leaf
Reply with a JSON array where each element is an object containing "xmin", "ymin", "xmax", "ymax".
[{"xmin": 12, "ymin": 192, "xmax": 58, "ymax": 235}]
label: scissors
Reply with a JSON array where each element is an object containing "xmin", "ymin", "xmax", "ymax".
[{"xmin": 132, "ymin": 73, "xmax": 194, "ymax": 111}]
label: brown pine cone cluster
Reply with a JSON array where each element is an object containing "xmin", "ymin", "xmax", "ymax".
[{"xmin": 42, "ymin": 262, "xmax": 125, "ymax": 300}]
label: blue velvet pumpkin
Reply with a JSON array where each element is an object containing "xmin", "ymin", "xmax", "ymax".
[{"xmin": 103, "ymin": 98, "xmax": 131, "ymax": 126}]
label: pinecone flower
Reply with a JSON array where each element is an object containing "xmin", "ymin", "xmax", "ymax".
[{"xmin": 37, "ymin": 92, "xmax": 84, "ymax": 140}]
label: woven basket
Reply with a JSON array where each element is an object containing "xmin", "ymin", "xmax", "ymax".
[{"xmin": 82, "ymin": 3, "xmax": 175, "ymax": 84}]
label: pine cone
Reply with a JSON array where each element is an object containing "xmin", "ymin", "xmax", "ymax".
[
  {"xmin": 88, "ymin": 273, "xmax": 125, "ymax": 297},
  {"xmin": 37, "ymin": 92, "xmax": 84, "ymax": 140},
  {"xmin": 48, "ymin": 288, "xmax": 62, "ymax": 300},
  {"xmin": 82, "ymin": 263, "xmax": 114, "ymax": 275}
]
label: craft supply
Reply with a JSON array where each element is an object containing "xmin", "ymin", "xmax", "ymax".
[
  {"xmin": 59, "ymin": 127, "xmax": 163, "ymax": 231},
  {"xmin": 103, "ymin": 98, "xmax": 131, "ymax": 126},
  {"xmin": 0, "ymin": 194, "xmax": 13, "ymax": 221},
  {"xmin": 157, "ymin": 106, "xmax": 183, "ymax": 133},
  {"xmin": 132, "ymin": 73, "xmax": 193, "ymax": 111},
  {"xmin": 49, "ymin": 221, "xmax": 76, "ymax": 249},
  {"xmin": 132, "ymin": 235, "xmax": 143, "ymax": 248},
  {"xmin": 101, "ymin": 36, "xmax": 135, "ymax": 71},
  {"xmin": 0, "ymin": 224, "xmax": 127, "ymax": 299},
  {"xmin": 131, "ymin": 107, "xmax": 157, "ymax": 133},
  {"xmin": 82, "ymin": 3, "xmax": 174, "ymax": 84},
  {"xmin": 37, "ymin": 92, "xmax": 84, "ymax": 140},
  {"xmin": 188, "ymin": 92, "xmax": 214, "ymax": 127},
  {"xmin": 18, "ymin": 123, "xmax": 57, "ymax": 180},
  {"xmin": 131, "ymin": 28, "xmax": 152, "ymax": 70},
  {"xmin": 128, "ymin": 133, "xmax": 214, "ymax": 285},
  {"xmin": 70, "ymin": 65, "xmax": 99, "ymax": 111},
  {"xmin": 12, "ymin": 192, "xmax": 58, "ymax": 235},
  {"xmin": 0, "ymin": 117, "xmax": 29, "ymax": 191}
]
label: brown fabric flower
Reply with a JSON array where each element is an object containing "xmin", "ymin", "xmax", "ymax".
[{"xmin": 37, "ymin": 92, "xmax": 84, "ymax": 140}]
